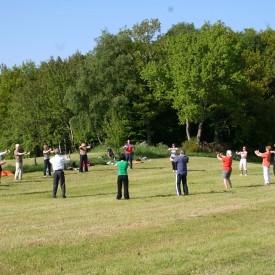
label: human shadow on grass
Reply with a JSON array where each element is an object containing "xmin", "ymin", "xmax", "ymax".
[
  {"xmin": 0, "ymin": 184, "xmax": 10, "ymax": 189},
  {"xmin": 68, "ymin": 192, "xmax": 117, "ymax": 199},
  {"xmin": 124, "ymin": 167, "xmax": 166, "ymax": 170},
  {"xmin": 234, "ymin": 184, "xmax": 268, "ymax": 188},
  {"xmin": 0, "ymin": 190, "xmax": 51, "ymax": 197},
  {"xmin": 185, "ymin": 190, "xmax": 234, "ymax": 196}
]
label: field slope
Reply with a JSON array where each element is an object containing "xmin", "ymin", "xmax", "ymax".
[{"xmin": 0, "ymin": 155, "xmax": 275, "ymax": 274}]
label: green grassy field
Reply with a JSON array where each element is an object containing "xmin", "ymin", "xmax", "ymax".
[{"xmin": 0, "ymin": 153, "xmax": 275, "ymax": 274}]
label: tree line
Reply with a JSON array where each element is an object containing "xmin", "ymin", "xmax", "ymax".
[{"xmin": 0, "ymin": 19, "xmax": 274, "ymax": 155}]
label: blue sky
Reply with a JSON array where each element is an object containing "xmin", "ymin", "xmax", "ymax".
[{"xmin": 1, "ymin": 0, "xmax": 274, "ymax": 68}]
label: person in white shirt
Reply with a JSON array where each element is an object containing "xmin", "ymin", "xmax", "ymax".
[
  {"xmin": 235, "ymin": 146, "xmax": 248, "ymax": 176},
  {"xmin": 50, "ymin": 148, "xmax": 70, "ymax": 198},
  {"xmin": 168, "ymin": 143, "xmax": 178, "ymax": 172},
  {"xmin": 0, "ymin": 149, "xmax": 10, "ymax": 182}
]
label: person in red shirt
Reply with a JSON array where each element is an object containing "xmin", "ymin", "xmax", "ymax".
[
  {"xmin": 217, "ymin": 150, "xmax": 233, "ymax": 190},
  {"xmin": 124, "ymin": 139, "xmax": 134, "ymax": 169},
  {"xmin": 255, "ymin": 145, "xmax": 271, "ymax": 185}
]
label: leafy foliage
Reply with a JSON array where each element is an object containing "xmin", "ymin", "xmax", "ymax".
[{"xmin": 0, "ymin": 20, "xmax": 275, "ymax": 154}]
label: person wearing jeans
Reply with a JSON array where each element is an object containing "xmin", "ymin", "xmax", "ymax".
[
  {"xmin": 124, "ymin": 139, "xmax": 134, "ymax": 169},
  {"xmin": 173, "ymin": 149, "xmax": 189, "ymax": 196}
]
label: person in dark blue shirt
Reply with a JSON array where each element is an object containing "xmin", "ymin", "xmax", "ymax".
[{"xmin": 173, "ymin": 149, "xmax": 189, "ymax": 196}]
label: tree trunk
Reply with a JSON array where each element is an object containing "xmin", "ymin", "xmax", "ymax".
[
  {"xmin": 97, "ymin": 134, "xmax": 103, "ymax": 145},
  {"xmin": 214, "ymin": 124, "xmax": 220, "ymax": 143},
  {"xmin": 146, "ymin": 123, "xmax": 152, "ymax": 145},
  {"xmin": 69, "ymin": 123, "xmax": 75, "ymax": 152},
  {"xmin": 196, "ymin": 122, "xmax": 203, "ymax": 144},
  {"xmin": 186, "ymin": 119, "xmax": 191, "ymax": 140}
]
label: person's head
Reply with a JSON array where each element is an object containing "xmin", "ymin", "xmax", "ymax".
[
  {"xmin": 266, "ymin": 145, "xmax": 271, "ymax": 151},
  {"xmin": 180, "ymin": 148, "xmax": 186, "ymax": 155},
  {"xmin": 242, "ymin": 146, "xmax": 246, "ymax": 151},
  {"xmin": 172, "ymin": 143, "xmax": 176, "ymax": 147},
  {"xmin": 15, "ymin": 144, "xmax": 20, "ymax": 148},
  {"xmin": 120, "ymin": 154, "xmax": 126, "ymax": 161},
  {"xmin": 54, "ymin": 148, "xmax": 60, "ymax": 154},
  {"xmin": 127, "ymin": 139, "xmax": 131, "ymax": 144},
  {"xmin": 226, "ymin": 150, "xmax": 232, "ymax": 157},
  {"xmin": 43, "ymin": 144, "xmax": 48, "ymax": 150}
]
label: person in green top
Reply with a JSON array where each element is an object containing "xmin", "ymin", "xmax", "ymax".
[{"xmin": 114, "ymin": 154, "xmax": 130, "ymax": 200}]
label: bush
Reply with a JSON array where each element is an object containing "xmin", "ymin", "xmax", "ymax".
[
  {"xmin": 182, "ymin": 138, "xmax": 202, "ymax": 153},
  {"xmin": 200, "ymin": 141, "xmax": 225, "ymax": 153},
  {"xmin": 133, "ymin": 142, "xmax": 168, "ymax": 159}
]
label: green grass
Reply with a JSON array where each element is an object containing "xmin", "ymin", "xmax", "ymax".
[{"xmin": 0, "ymin": 153, "xmax": 275, "ymax": 274}]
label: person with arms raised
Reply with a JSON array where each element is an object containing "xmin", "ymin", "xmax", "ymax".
[{"xmin": 50, "ymin": 148, "xmax": 71, "ymax": 198}]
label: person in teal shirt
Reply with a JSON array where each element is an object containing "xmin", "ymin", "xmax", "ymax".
[{"xmin": 114, "ymin": 154, "xmax": 130, "ymax": 200}]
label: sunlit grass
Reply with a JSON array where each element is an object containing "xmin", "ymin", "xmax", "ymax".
[{"xmin": 0, "ymin": 154, "xmax": 275, "ymax": 274}]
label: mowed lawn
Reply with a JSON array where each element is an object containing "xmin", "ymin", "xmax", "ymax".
[{"xmin": 0, "ymin": 154, "xmax": 275, "ymax": 274}]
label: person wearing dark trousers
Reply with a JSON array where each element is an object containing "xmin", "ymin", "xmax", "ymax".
[
  {"xmin": 115, "ymin": 154, "xmax": 130, "ymax": 200},
  {"xmin": 50, "ymin": 148, "xmax": 70, "ymax": 198},
  {"xmin": 124, "ymin": 139, "xmax": 134, "ymax": 169},
  {"xmin": 79, "ymin": 141, "xmax": 91, "ymax": 172},
  {"xmin": 173, "ymin": 149, "xmax": 189, "ymax": 196},
  {"xmin": 43, "ymin": 144, "xmax": 54, "ymax": 177},
  {"xmin": 168, "ymin": 143, "xmax": 178, "ymax": 172}
]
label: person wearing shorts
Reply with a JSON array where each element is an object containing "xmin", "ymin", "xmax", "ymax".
[
  {"xmin": 217, "ymin": 150, "xmax": 233, "ymax": 190},
  {"xmin": 235, "ymin": 146, "xmax": 248, "ymax": 176}
]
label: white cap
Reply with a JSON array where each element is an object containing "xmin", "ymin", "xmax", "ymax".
[
  {"xmin": 15, "ymin": 144, "xmax": 20, "ymax": 147},
  {"xmin": 226, "ymin": 150, "xmax": 232, "ymax": 157}
]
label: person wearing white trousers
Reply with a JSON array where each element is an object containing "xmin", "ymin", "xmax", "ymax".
[
  {"xmin": 14, "ymin": 144, "xmax": 30, "ymax": 181},
  {"xmin": 255, "ymin": 146, "xmax": 271, "ymax": 185}
]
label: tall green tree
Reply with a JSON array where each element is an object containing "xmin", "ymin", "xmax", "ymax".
[
  {"xmin": 235, "ymin": 28, "xmax": 275, "ymax": 146},
  {"xmin": 165, "ymin": 21, "xmax": 244, "ymax": 143},
  {"xmin": 0, "ymin": 65, "xmax": 24, "ymax": 148},
  {"xmin": 123, "ymin": 19, "xmax": 166, "ymax": 145},
  {"xmin": 68, "ymin": 31, "xmax": 137, "ymax": 147}
]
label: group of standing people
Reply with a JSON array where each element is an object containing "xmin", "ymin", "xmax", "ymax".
[
  {"xmin": 216, "ymin": 146, "xmax": 248, "ymax": 190},
  {"xmin": 167, "ymin": 142, "xmax": 275, "ymax": 195},
  {"xmin": 1, "ymin": 140, "xmax": 274, "ymax": 200},
  {"xmin": 217, "ymin": 144, "xmax": 275, "ymax": 189},
  {"xmin": 1, "ymin": 139, "xmax": 134, "ymax": 200}
]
